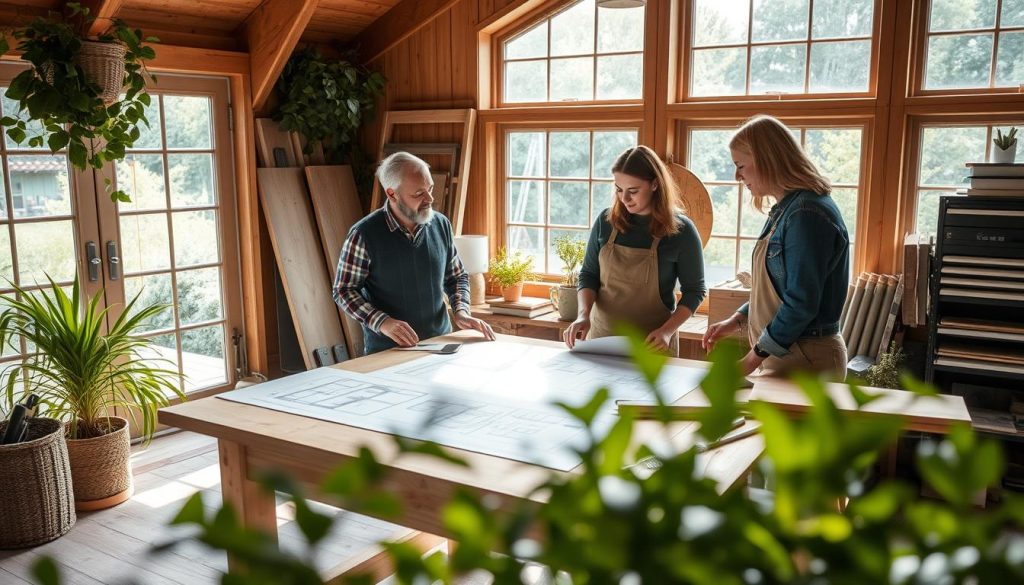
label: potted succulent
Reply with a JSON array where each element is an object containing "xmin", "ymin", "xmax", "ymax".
[
  {"xmin": 550, "ymin": 233, "xmax": 587, "ymax": 321},
  {"xmin": 0, "ymin": 2, "xmax": 157, "ymax": 203},
  {"xmin": 1, "ymin": 276, "xmax": 182, "ymax": 511},
  {"xmin": 488, "ymin": 248, "xmax": 535, "ymax": 303},
  {"xmin": 991, "ymin": 127, "xmax": 1018, "ymax": 164}
]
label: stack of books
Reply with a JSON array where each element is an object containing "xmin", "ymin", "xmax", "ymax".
[
  {"xmin": 487, "ymin": 296, "xmax": 554, "ymax": 318},
  {"xmin": 957, "ymin": 162, "xmax": 1024, "ymax": 197},
  {"xmin": 901, "ymin": 233, "xmax": 932, "ymax": 327}
]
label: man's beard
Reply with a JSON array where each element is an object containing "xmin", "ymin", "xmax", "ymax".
[{"xmin": 397, "ymin": 198, "xmax": 434, "ymax": 225}]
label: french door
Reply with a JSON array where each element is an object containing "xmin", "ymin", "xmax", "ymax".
[{"xmin": 0, "ymin": 64, "xmax": 243, "ymax": 399}]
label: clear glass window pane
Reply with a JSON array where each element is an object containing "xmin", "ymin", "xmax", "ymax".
[
  {"xmin": 688, "ymin": 130, "xmax": 739, "ymax": 182},
  {"xmin": 1, "ymin": 95, "xmax": 47, "ymax": 151},
  {"xmin": 709, "ymin": 185, "xmax": 739, "ymax": 236},
  {"xmin": 506, "ymin": 22, "xmax": 548, "ymax": 59},
  {"xmin": 133, "ymin": 98, "xmax": 163, "ymax": 150},
  {"xmin": 738, "ymin": 239, "xmax": 756, "ymax": 273},
  {"xmin": 812, "ymin": 0, "xmax": 873, "ymax": 38},
  {"xmin": 549, "ymin": 181, "xmax": 590, "ymax": 227},
  {"xmin": 740, "ymin": 196, "xmax": 766, "ymax": 237},
  {"xmin": 597, "ymin": 5, "xmax": 644, "ymax": 53},
  {"xmin": 596, "ymin": 54, "xmax": 642, "ymax": 100},
  {"xmin": 0, "ymin": 229, "xmax": 12, "ymax": 283},
  {"xmin": 918, "ymin": 126, "xmax": 987, "ymax": 186},
  {"xmin": 507, "ymin": 225, "xmax": 545, "ymax": 273},
  {"xmin": 507, "ymin": 180, "xmax": 545, "ymax": 224},
  {"xmin": 592, "ymin": 131, "xmax": 638, "ymax": 179},
  {"xmin": 508, "ymin": 132, "xmax": 546, "ymax": 177},
  {"xmin": 173, "ymin": 210, "xmax": 220, "ymax": 267},
  {"xmin": 804, "ymin": 128, "xmax": 863, "ymax": 185},
  {"xmin": 140, "ymin": 333, "xmax": 180, "ymax": 392},
  {"xmin": 550, "ymin": 57, "xmax": 595, "ymax": 101},
  {"xmin": 7, "ymin": 156, "xmax": 72, "ymax": 218},
  {"xmin": 750, "ymin": 44, "xmax": 807, "ymax": 94},
  {"xmin": 14, "ymin": 220, "xmax": 77, "ymax": 283},
  {"xmin": 915, "ymin": 189, "xmax": 951, "ymax": 237},
  {"xmin": 925, "ymin": 34, "xmax": 994, "ymax": 89},
  {"xmin": 168, "ymin": 153, "xmax": 216, "ymax": 207},
  {"xmin": 181, "ymin": 325, "xmax": 227, "ymax": 393},
  {"xmin": 929, "ymin": 0, "xmax": 996, "ymax": 32},
  {"xmin": 505, "ymin": 61, "xmax": 549, "ymax": 103},
  {"xmin": 705, "ymin": 237, "xmax": 738, "ymax": 286},
  {"xmin": 832, "ymin": 188, "xmax": 859, "ymax": 238},
  {"xmin": 121, "ymin": 213, "xmax": 171, "ymax": 272},
  {"xmin": 177, "ymin": 267, "xmax": 224, "ymax": 326},
  {"xmin": 1004, "ymin": 0, "xmax": 1024, "ymax": 27},
  {"xmin": 549, "ymin": 132, "xmax": 591, "ymax": 178},
  {"xmin": 691, "ymin": 47, "xmax": 748, "ymax": 96},
  {"xmin": 551, "ymin": 0, "xmax": 595, "ymax": 57},
  {"xmin": 591, "ymin": 183, "xmax": 613, "ymax": 224},
  {"xmin": 995, "ymin": 31, "xmax": 1024, "ymax": 87},
  {"xmin": 693, "ymin": 0, "xmax": 750, "ymax": 47},
  {"xmin": 164, "ymin": 96, "xmax": 212, "ymax": 150},
  {"xmin": 809, "ymin": 40, "xmax": 870, "ymax": 93},
  {"xmin": 116, "ymin": 154, "xmax": 167, "ymax": 211},
  {"xmin": 752, "ymin": 0, "xmax": 809, "ymax": 42},
  {"xmin": 124, "ymin": 273, "xmax": 175, "ymax": 333}
]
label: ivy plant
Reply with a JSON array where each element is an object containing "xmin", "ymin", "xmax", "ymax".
[
  {"xmin": 273, "ymin": 48, "xmax": 386, "ymax": 164},
  {"xmin": 0, "ymin": 3, "xmax": 156, "ymax": 203}
]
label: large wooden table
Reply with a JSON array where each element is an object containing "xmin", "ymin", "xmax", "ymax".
[{"xmin": 159, "ymin": 332, "xmax": 764, "ymax": 579}]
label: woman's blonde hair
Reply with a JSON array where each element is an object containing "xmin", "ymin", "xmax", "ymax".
[
  {"xmin": 609, "ymin": 145, "xmax": 681, "ymax": 238},
  {"xmin": 729, "ymin": 115, "xmax": 831, "ymax": 212}
]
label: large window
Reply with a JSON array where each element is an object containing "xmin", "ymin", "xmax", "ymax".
[
  {"xmin": 914, "ymin": 123, "xmax": 1024, "ymax": 236},
  {"xmin": 501, "ymin": 0, "xmax": 645, "ymax": 104},
  {"xmin": 505, "ymin": 129, "xmax": 638, "ymax": 275},
  {"xmin": 688, "ymin": 126, "xmax": 863, "ymax": 285},
  {"xmin": 924, "ymin": 0, "xmax": 1024, "ymax": 90},
  {"xmin": 689, "ymin": 0, "xmax": 876, "ymax": 97}
]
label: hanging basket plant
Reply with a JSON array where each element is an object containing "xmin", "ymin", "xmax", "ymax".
[{"xmin": 0, "ymin": 2, "xmax": 157, "ymax": 203}]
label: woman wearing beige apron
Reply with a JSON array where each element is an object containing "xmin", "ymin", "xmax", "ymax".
[
  {"xmin": 703, "ymin": 116, "xmax": 850, "ymax": 380},
  {"xmin": 564, "ymin": 146, "xmax": 706, "ymax": 354}
]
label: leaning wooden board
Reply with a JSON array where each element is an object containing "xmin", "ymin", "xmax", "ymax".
[
  {"xmin": 257, "ymin": 168, "xmax": 346, "ymax": 369},
  {"xmin": 749, "ymin": 378, "xmax": 971, "ymax": 434},
  {"xmin": 305, "ymin": 165, "xmax": 366, "ymax": 358}
]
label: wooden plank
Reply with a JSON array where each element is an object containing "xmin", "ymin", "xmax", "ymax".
[
  {"xmin": 749, "ymin": 378, "xmax": 971, "ymax": 434},
  {"xmin": 81, "ymin": 0, "xmax": 127, "ymax": 36},
  {"xmin": 257, "ymin": 168, "xmax": 347, "ymax": 368},
  {"xmin": 219, "ymin": 440, "xmax": 279, "ymax": 573},
  {"xmin": 304, "ymin": 165, "xmax": 367, "ymax": 358},
  {"xmin": 147, "ymin": 44, "xmax": 250, "ymax": 76},
  {"xmin": 244, "ymin": 0, "xmax": 319, "ymax": 112},
  {"xmin": 323, "ymin": 529, "xmax": 446, "ymax": 584},
  {"xmin": 255, "ymin": 118, "xmax": 300, "ymax": 168},
  {"xmin": 354, "ymin": 0, "xmax": 464, "ymax": 63}
]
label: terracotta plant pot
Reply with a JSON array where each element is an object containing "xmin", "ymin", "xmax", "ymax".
[
  {"xmin": 65, "ymin": 416, "xmax": 133, "ymax": 511},
  {"xmin": 501, "ymin": 283, "xmax": 524, "ymax": 302}
]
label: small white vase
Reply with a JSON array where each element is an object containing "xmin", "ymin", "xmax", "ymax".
[{"xmin": 991, "ymin": 142, "xmax": 1017, "ymax": 164}]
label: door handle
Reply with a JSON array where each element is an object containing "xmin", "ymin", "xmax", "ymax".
[
  {"xmin": 85, "ymin": 241, "xmax": 100, "ymax": 282},
  {"xmin": 106, "ymin": 241, "xmax": 120, "ymax": 281}
]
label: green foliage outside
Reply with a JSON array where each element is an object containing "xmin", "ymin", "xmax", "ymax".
[
  {"xmin": 553, "ymin": 232, "xmax": 586, "ymax": 287},
  {"xmin": 489, "ymin": 247, "xmax": 536, "ymax": 288},
  {"xmin": 0, "ymin": 3, "xmax": 157, "ymax": 203},
  {"xmin": 0, "ymin": 276, "xmax": 182, "ymax": 440},
  {"xmin": 27, "ymin": 335, "xmax": 1024, "ymax": 584}
]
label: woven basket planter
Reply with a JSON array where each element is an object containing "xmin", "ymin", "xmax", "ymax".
[
  {"xmin": 66, "ymin": 416, "xmax": 133, "ymax": 511},
  {"xmin": 0, "ymin": 418, "xmax": 76, "ymax": 549},
  {"xmin": 78, "ymin": 40, "xmax": 127, "ymax": 105}
]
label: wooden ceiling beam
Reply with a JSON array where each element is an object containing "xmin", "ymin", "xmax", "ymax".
[
  {"xmin": 352, "ymin": 0, "xmax": 462, "ymax": 64},
  {"xmin": 79, "ymin": 0, "xmax": 127, "ymax": 37},
  {"xmin": 243, "ymin": 0, "xmax": 318, "ymax": 112}
]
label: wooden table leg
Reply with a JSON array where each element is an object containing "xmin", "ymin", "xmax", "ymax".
[{"xmin": 219, "ymin": 439, "xmax": 278, "ymax": 573}]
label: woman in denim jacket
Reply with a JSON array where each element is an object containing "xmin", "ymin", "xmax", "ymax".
[{"xmin": 703, "ymin": 116, "xmax": 850, "ymax": 379}]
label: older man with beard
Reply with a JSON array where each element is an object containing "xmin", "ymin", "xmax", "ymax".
[{"xmin": 332, "ymin": 151, "xmax": 495, "ymax": 354}]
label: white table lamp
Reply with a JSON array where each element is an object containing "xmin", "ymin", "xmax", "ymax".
[{"xmin": 454, "ymin": 235, "xmax": 489, "ymax": 306}]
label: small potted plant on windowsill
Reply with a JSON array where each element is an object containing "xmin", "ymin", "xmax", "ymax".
[
  {"xmin": 488, "ymin": 248, "xmax": 535, "ymax": 303},
  {"xmin": 991, "ymin": 127, "xmax": 1018, "ymax": 164},
  {"xmin": 1, "ymin": 276, "xmax": 183, "ymax": 511},
  {"xmin": 0, "ymin": 2, "xmax": 157, "ymax": 203},
  {"xmin": 551, "ymin": 233, "xmax": 587, "ymax": 321}
]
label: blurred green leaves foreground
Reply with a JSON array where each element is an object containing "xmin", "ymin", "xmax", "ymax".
[{"xmin": 31, "ymin": 339, "xmax": 1024, "ymax": 585}]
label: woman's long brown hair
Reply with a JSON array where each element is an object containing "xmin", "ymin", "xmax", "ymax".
[{"xmin": 608, "ymin": 145, "xmax": 681, "ymax": 238}]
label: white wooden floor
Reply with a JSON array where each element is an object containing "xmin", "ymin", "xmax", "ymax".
[{"xmin": 0, "ymin": 431, "xmax": 491, "ymax": 585}]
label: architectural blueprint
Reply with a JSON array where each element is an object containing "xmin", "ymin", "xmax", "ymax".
[{"xmin": 218, "ymin": 342, "xmax": 705, "ymax": 471}]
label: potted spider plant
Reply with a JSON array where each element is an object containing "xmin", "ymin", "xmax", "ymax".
[
  {"xmin": 488, "ymin": 248, "xmax": 536, "ymax": 303},
  {"xmin": 550, "ymin": 233, "xmax": 587, "ymax": 321},
  {"xmin": 1, "ymin": 276, "xmax": 183, "ymax": 511}
]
